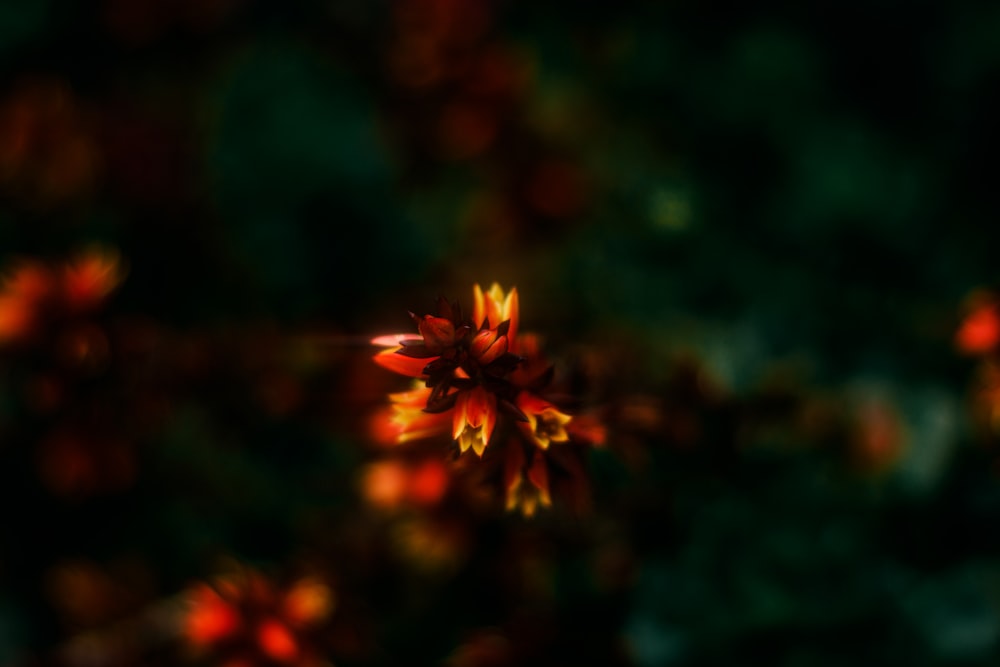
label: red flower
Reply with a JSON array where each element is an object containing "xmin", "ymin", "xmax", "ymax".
[
  {"xmin": 372, "ymin": 284, "xmax": 523, "ymax": 456},
  {"xmin": 957, "ymin": 294, "xmax": 1000, "ymax": 355},
  {"xmin": 371, "ymin": 282, "xmax": 601, "ymax": 516},
  {"xmin": 453, "ymin": 385, "xmax": 497, "ymax": 456},
  {"xmin": 516, "ymin": 391, "xmax": 572, "ymax": 450}
]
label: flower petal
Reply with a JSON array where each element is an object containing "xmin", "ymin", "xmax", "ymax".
[
  {"xmin": 481, "ymin": 392, "xmax": 498, "ymax": 446},
  {"xmin": 505, "ymin": 287, "xmax": 519, "ymax": 347},
  {"xmin": 471, "ymin": 429, "xmax": 488, "ymax": 457},
  {"xmin": 452, "ymin": 392, "xmax": 469, "ymax": 439},
  {"xmin": 473, "ymin": 283, "xmax": 486, "ymax": 329},
  {"xmin": 374, "ymin": 348, "xmax": 438, "ymax": 377},
  {"xmin": 463, "ymin": 386, "xmax": 490, "ymax": 429}
]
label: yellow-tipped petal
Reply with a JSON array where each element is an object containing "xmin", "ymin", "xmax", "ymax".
[
  {"xmin": 473, "ymin": 283, "xmax": 486, "ymax": 328},
  {"xmin": 458, "ymin": 425, "xmax": 485, "ymax": 455},
  {"xmin": 452, "ymin": 393, "xmax": 469, "ymax": 439},
  {"xmin": 515, "ymin": 391, "xmax": 573, "ymax": 449},
  {"xmin": 505, "ymin": 287, "xmax": 519, "ymax": 347}
]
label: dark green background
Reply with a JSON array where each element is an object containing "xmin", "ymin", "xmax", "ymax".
[{"xmin": 1, "ymin": 1, "xmax": 999, "ymax": 665}]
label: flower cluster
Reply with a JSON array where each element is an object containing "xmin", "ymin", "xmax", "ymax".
[
  {"xmin": 182, "ymin": 566, "xmax": 335, "ymax": 666},
  {"xmin": 0, "ymin": 245, "xmax": 124, "ymax": 347},
  {"xmin": 373, "ymin": 283, "xmax": 597, "ymax": 516}
]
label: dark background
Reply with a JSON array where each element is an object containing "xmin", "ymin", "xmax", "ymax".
[{"xmin": 1, "ymin": 0, "xmax": 1000, "ymax": 665}]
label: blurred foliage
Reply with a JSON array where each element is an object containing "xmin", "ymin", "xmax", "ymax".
[{"xmin": 0, "ymin": 0, "xmax": 999, "ymax": 665}]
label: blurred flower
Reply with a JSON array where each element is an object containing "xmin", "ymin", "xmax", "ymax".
[
  {"xmin": 849, "ymin": 394, "xmax": 906, "ymax": 475},
  {"xmin": 360, "ymin": 460, "xmax": 409, "ymax": 509},
  {"xmin": 504, "ymin": 442, "xmax": 550, "ymax": 518},
  {"xmin": 181, "ymin": 566, "xmax": 335, "ymax": 666},
  {"xmin": 361, "ymin": 456, "xmax": 451, "ymax": 511},
  {"xmin": 62, "ymin": 246, "xmax": 126, "ymax": 312},
  {"xmin": 185, "ymin": 584, "xmax": 241, "ymax": 646},
  {"xmin": 281, "ymin": 577, "xmax": 334, "ymax": 628},
  {"xmin": 957, "ymin": 293, "xmax": 1000, "ymax": 355},
  {"xmin": 0, "ymin": 261, "xmax": 53, "ymax": 343},
  {"xmin": 0, "ymin": 246, "xmax": 124, "ymax": 347},
  {"xmin": 516, "ymin": 391, "xmax": 571, "ymax": 450},
  {"xmin": 391, "ymin": 515, "xmax": 469, "ymax": 572}
]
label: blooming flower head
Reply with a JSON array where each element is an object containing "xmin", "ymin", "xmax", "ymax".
[
  {"xmin": 372, "ymin": 282, "xmax": 599, "ymax": 517},
  {"xmin": 372, "ymin": 284, "xmax": 525, "ymax": 457}
]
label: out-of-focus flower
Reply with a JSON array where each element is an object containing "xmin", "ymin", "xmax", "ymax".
[
  {"xmin": 256, "ymin": 618, "xmax": 299, "ymax": 663},
  {"xmin": 849, "ymin": 395, "xmax": 906, "ymax": 474},
  {"xmin": 0, "ymin": 247, "xmax": 124, "ymax": 347},
  {"xmin": 516, "ymin": 391, "xmax": 571, "ymax": 450},
  {"xmin": 504, "ymin": 441, "xmax": 551, "ymax": 518},
  {"xmin": 957, "ymin": 294, "xmax": 1000, "ymax": 355},
  {"xmin": 361, "ymin": 460, "xmax": 409, "ymax": 509},
  {"xmin": 185, "ymin": 584, "xmax": 241, "ymax": 646},
  {"xmin": 0, "ymin": 261, "xmax": 54, "ymax": 343},
  {"xmin": 62, "ymin": 246, "xmax": 126, "ymax": 312},
  {"xmin": 281, "ymin": 577, "xmax": 334, "ymax": 628},
  {"xmin": 391, "ymin": 515, "xmax": 469, "ymax": 572},
  {"xmin": 181, "ymin": 565, "xmax": 335, "ymax": 665},
  {"xmin": 361, "ymin": 458, "xmax": 450, "ymax": 510}
]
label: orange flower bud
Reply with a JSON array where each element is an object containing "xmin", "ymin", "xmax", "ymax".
[{"xmin": 469, "ymin": 328, "xmax": 508, "ymax": 364}]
